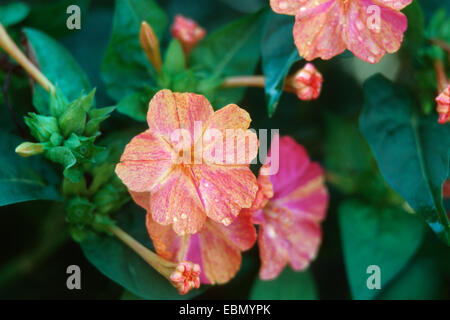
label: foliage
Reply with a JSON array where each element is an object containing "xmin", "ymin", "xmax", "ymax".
[{"xmin": 0, "ymin": 0, "xmax": 449, "ymax": 300}]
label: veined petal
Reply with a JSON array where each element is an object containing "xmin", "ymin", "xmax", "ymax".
[
  {"xmin": 120, "ymin": 130, "xmax": 173, "ymax": 162},
  {"xmin": 293, "ymin": 0, "xmax": 347, "ymax": 61},
  {"xmin": 192, "ymin": 164, "xmax": 258, "ymax": 226},
  {"xmin": 344, "ymin": 0, "xmax": 408, "ymax": 64},
  {"xmin": 258, "ymin": 208, "xmax": 323, "ymax": 279},
  {"xmin": 268, "ymin": 136, "xmax": 310, "ymax": 198},
  {"xmin": 115, "ymin": 159, "xmax": 173, "ymax": 193},
  {"xmin": 146, "ymin": 212, "xmax": 256, "ymax": 285},
  {"xmin": 146, "ymin": 89, "xmax": 180, "ymax": 142},
  {"xmin": 173, "ymin": 92, "xmax": 213, "ymax": 142},
  {"xmin": 257, "ymin": 136, "xmax": 328, "ymax": 279},
  {"xmin": 373, "ymin": 0, "xmax": 412, "ymax": 10},
  {"xmin": 149, "ymin": 167, "xmax": 206, "ymax": 235},
  {"xmin": 270, "ymin": 0, "xmax": 304, "ymax": 16},
  {"xmin": 202, "ymin": 104, "xmax": 258, "ymax": 165},
  {"xmin": 130, "ymin": 191, "xmax": 150, "ymax": 211}
]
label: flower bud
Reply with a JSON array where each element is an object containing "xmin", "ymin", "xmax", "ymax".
[
  {"xmin": 15, "ymin": 142, "xmax": 44, "ymax": 157},
  {"xmin": 170, "ymin": 261, "xmax": 201, "ymax": 295},
  {"xmin": 286, "ymin": 63, "xmax": 323, "ymax": 101},
  {"xmin": 171, "ymin": 15, "xmax": 206, "ymax": 56},
  {"xmin": 24, "ymin": 113, "xmax": 59, "ymax": 142},
  {"xmin": 436, "ymin": 85, "xmax": 450, "ymax": 124},
  {"xmin": 140, "ymin": 21, "xmax": 162, "ymax": 73}
]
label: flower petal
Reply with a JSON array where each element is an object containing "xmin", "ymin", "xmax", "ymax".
[
  {"xmin": 344, "ymin": 0, "xmax": 408, "ymax": 64},
  {"xmin": 373, "ymin": 0, "xmax": 412, "ymax": 10},
  {"xmin": 192, "ymin": 164, "xmax": 258, "ymax": 226},
  {"xmin": 115, "ymin": 160, "xmax": 173, "ymax": 193},
  {"xmin": 146, "ymin": 212, "xmax": 256, "ymax": 284},
  {"xmin": 130, "ymin": 191, "xmax": 150, "ymax": 211},
  {"xmin": 203, "ymin": 104, "xmax": 258, "ymax": 165},
  {"xmin": 293, "ymin": 0, "xmax": 347, "ymax": 61},
  {"xmin": 257, "ymin": 136, "xmax": 328, "ymax": 279},
  {"xmin": 270, "ymin": 0, "xmax": 305, "ymax": 15},
  {"xmin": 149, "ymin": 167, "xmax": 206, "ymax": 235}
]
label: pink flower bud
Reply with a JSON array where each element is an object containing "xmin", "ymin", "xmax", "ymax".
[
  {"xmin": 170, "ymin": 261, "xmax": 201, "ymax": 295},
  {"xmin": 436, "ymin": 85, "xmax": 450, "ymax": 124},
  {"xmin": 287, "ymin": 63, "xmax": 323, "ymax": 101},
  {"xmin": 171, "ymin": 15, "xmax": 206, "ymax": 56}
]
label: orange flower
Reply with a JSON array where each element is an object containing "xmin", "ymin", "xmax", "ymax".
[
  {"xmin": 436, "ymin": 85, "xmax": 450, "ymax": 124},
  {"xmin": 171, "ymin": 15, "xmax": 206, "ymax": 56},
  {"xmin": 115, "ymin": 90, "xmax": 258, "ymax": 236},
  {"xmin": 286, "ymin": 63, "xmax": 323, "ymax": 101},
  {"xmin": 270, "ymin": 0, "xmax": 411, "ymax": 64},
  {"xmin": 131, "ymin": 191, "xmax": 257, "ymax": 284}
]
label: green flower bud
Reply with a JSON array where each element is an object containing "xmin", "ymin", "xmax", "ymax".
[
  {"xmin": 15, "ymin": 142, "xmax": 44, "ymax": 157},
  {"xmin": 24, "ymin": 113, "xmax": 59, "ymax": 142}
]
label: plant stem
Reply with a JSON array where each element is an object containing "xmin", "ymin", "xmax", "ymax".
[
  {"xmin": 107, "ymin": 225, "xmax": 175, "ymax": 280},
  {"xmin": 0, "ymin": 23, "xmax": 54, "ymax": 93},
  {"xmin": 222, "ymin": 75, "xmax": 266, "ymax": 88},
  {"xmin": 431, "ymin": 39, "xmax": 450, "ymax": 55},
  {"xmin": 222, "ymin": 75, "xmax": 297, "ymax": 94},
  {"xmin": 434, "ymin": 59, "xmax": 448, "ymax": 92}
]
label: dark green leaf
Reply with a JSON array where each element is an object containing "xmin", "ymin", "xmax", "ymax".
[
  {"xmin": 0, "ymin": 2, "xmax": 30, "ymax": 27},
  {"xmin": 162, "ymin": 39, "xmax": 185, "ymax": 78},
  {"xmin": 101, "ymin": 0, "xmax": 168, "ymax": 101},
  {"xmin": 360, "ymin": 75, "xmax": 450, "ymax": 244},
  {"xmin": 24, "ymin": 28, "xmax": 91, "ymax": 114},
  {"xmin": 0, "ymin": 132, "xmax": 60, "ymax": 207},
  {"xmin": 339, "ymin": 200, "xmax": 424, "ymax": 300},
  {"xmin": 80, "ymin": 203, "xmax": 205, "ymax": 299},
  {"xmin": 117, "ymin": 87, "xmax": 157, "ymax": 121},
  {"xmin": 249, "ymin": 269, "xmax": 317, "ymax": 300},
  {"xmin": 190, "ymin": 9, "xmax": 267, "ymax": 107},
  {"xmin": 378, "ymin": 258, "xmax": 443, "ymax": 300},
  {"xmin": 261, "ymin": 12, "xmax": 300, "ymax": 117}
]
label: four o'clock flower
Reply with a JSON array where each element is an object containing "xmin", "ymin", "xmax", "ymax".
[
  {"xmin": 285, "ymin": 63, "xmax": 323, "ymax": 101},
  {"xmin": 436, "ymin": 85, "xmax": 450, "ymax": 124},
  {"xmin": 171, "ymin": 15, "xmax": 206, "ymax": 56},
  {"xmin": 250, "ymin": 136, "xmax": 329, "ymax": 280},
  {"xmin": 270, "ymin": 0, "xmax": 412, "ymax": 64},
  {"xmin": 115, "ymin": 89, "xmax": 258, "ymax": 236},
  {"xmin": 130, "ymin": 191, "xmax": 257, "ymax": 284}
]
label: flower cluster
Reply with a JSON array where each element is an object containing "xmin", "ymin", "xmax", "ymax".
[
  {"xmin": 116, "ymin": 89, "xmax": 329, "ymax": 292},
  {"xmin": 270, "ymin": 0, "xmax": 412, "ymax": 64}
]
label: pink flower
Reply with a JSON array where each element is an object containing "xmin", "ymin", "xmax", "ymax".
[
  {"xmin": 131, "ymin": 191, "xmax": 257, "ymax": 284},
  {"xmin": 115, "ymin": 90, "xmax": 258, "ymax": 236},
  {"xmin": 286, "ymin": 63, "xmax": 323, "ymax": 101},
  {"xmin": 171, "ymin": 15, "xmax": 206, "ymax": 56},
  {"xmin": 270, "ymin": 0, "xmax": 412, "ymax": 64},
  {"xmin": 251, "ymin": 136, "xmax": 329, "ymax": 280},
  {"xmin": 436, "ymin": 85, "xmax": 450, "ymax": 124}
]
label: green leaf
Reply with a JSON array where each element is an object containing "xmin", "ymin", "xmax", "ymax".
[
  {"xmin": 339, "ymin": 200, "xmax": 424, "ymax": 300},
  {"xmin": 378, "ymin": 258, "xmax": 443, "ymax": 300},
  {"xmin": 190, "ymin": 9, "xmax": 267, "ymax": 107},
  {"xmin": 117, "ymin": 87, "xmax": 157, "ymax": 121},
  {"xmin": 85, "ymin": 106, "xmax": 116, "ymax": 137},
  {"xmin": 261, "ymin": 12, "xmax": 300, "ymax": 117},
  {"xmin": 401, "ymin": 1, "xmax": 425, "ymax": 56},
  {"xmin": 250, "ymin": 269, "xmax": 317, "ymax": 300},
  {"xmin": 360, "ymin": 75, "xmax": 450, "ymax": 245},
  {"xmin": 24, "ymin": 28, "xmax": 91, "ymax": 114},
  {"xmin": 162, "ymin": 39, "xmax": 186, "ymax": 78},
  {"xmin": 80, "ymin": 203, "xmax": 205, "ymax": 299},
  {"xmin": 0, "ymin": 2, "xmax": 30, "ymax": 27},
  {"xmin": 101, "ymin": 0, "xmax": 168, "ymax": 101},
  {"xmin": 0, "ymin": 131, "xmax": 60, "ymax": 207}
]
